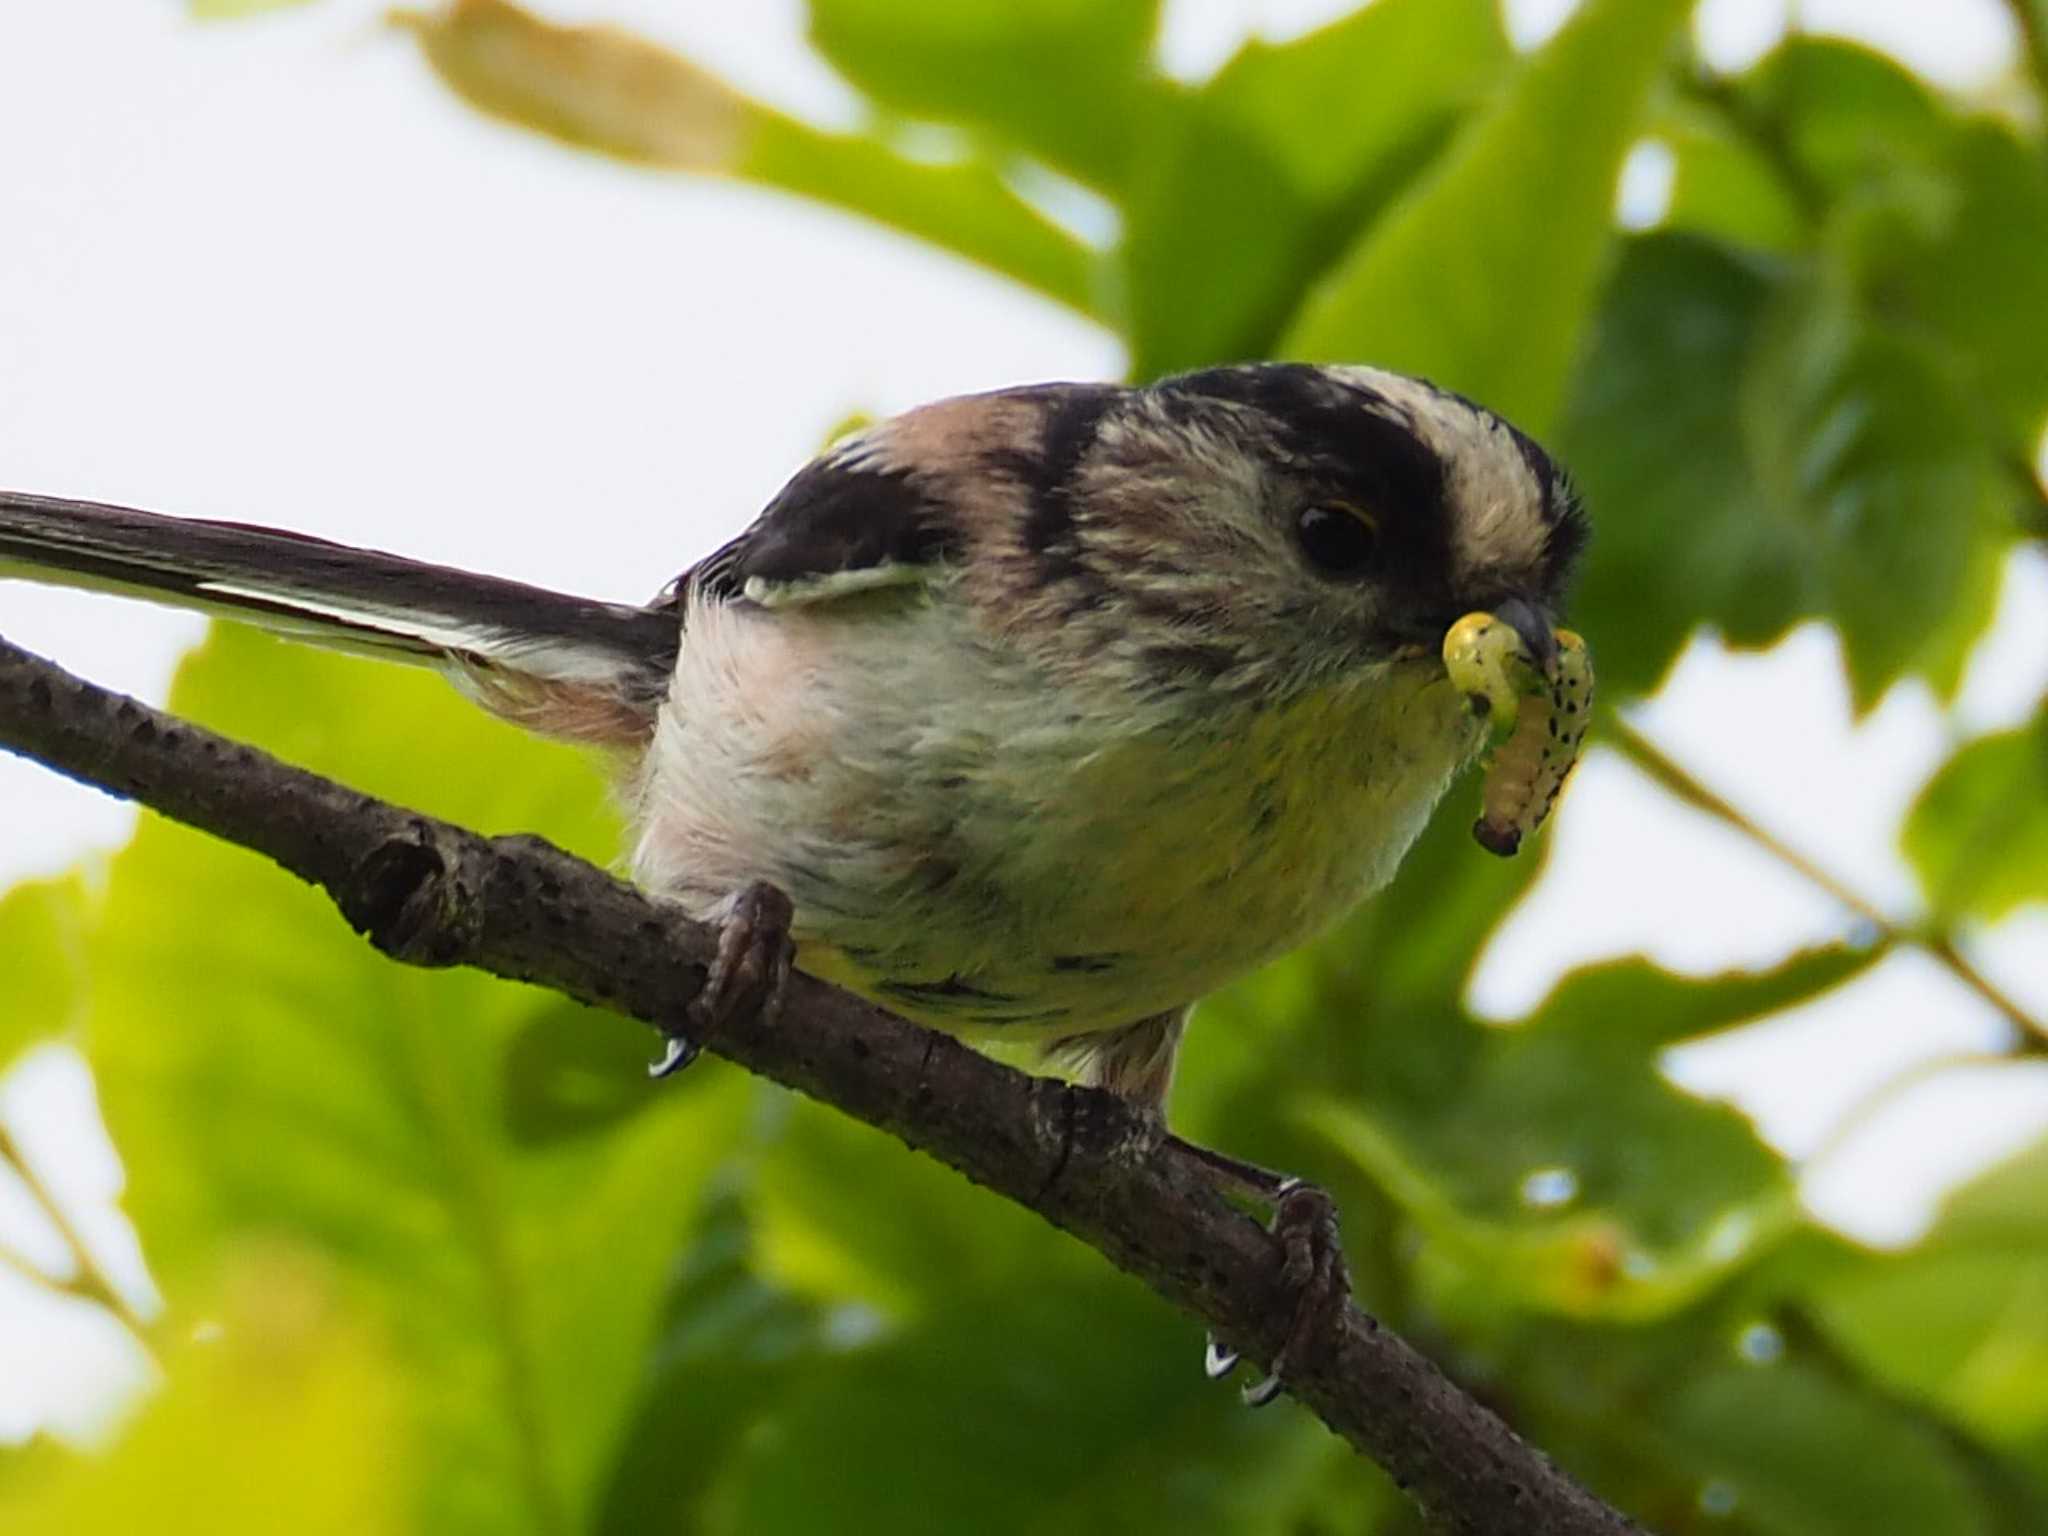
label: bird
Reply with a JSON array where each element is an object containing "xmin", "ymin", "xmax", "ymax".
[{"xmin": 1, "ymin": 361, "xmax": 1589, "ymax": 1398}]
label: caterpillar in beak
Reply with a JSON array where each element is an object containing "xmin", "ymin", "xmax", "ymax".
[{"xmin": 1442, "ymin": 613, "xmax": 1593, "ymax": 857}]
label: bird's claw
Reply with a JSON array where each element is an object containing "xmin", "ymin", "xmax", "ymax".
[
  {"xmin": 647, "ymin": 1033, "xmax": 700, "ymax": 1080},
  {"xmin": 1241, "ymin": 1370, "xmax": 1286, "ymax": 1409},
  {"xmin": 1203, "ymin": 1330, "xmax": 1282, "ymax": 1405},
  {"xmin": 1247, "ymin": 1177, "xmax": 1348, "ymax": 1406},
  {"xmin": 1202, "ymin": 1335, "xmax": 1240, "ymax": 1380},
  {"xmin": 1183, "ymin": 1153, "xmax": 1349, "ymax": 1409},
  {"xmin": 647, "ymin": 880, "xmax": 795, "ymax": 1079}
]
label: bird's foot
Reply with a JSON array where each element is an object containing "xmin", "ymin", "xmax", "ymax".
[
  {"xmin": 649, "ymin": 880, "xmax": 795, "ymax": 1079},
  {"xmin": 1176, "ymin": 1140, "xmax": 1348, "ymax": 1407}
]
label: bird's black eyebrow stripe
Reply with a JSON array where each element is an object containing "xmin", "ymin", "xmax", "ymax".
[
  {"xmin": 1156, "ymin": 364, "xmax": 1456, "ymax": 613},
  {"xmin": 1313, "ymin": 405, "xmax": 1447, "ymax": 526},
  {"xmin": 1155, "ymin": 365, "xmax": 1448, "ymax": 527}
]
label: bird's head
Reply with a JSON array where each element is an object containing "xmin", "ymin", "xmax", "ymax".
[{"xmin": 1002, "ymin": 362, "xmax": 1585, "ymax": 703}]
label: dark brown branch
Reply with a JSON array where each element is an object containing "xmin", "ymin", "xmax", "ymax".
[{"xmin": 0, "ymin": 631, "xmax": 1643, "ymax": 1536}]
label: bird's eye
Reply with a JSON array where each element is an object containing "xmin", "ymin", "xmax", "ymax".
[{"xmin": 1294, "ymin": 503, "xmax": 1379, "ymax": 576}]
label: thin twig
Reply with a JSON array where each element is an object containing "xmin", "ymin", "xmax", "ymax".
[
  {"xmin": 0, "ymin": 632, "xmax": 1644, "ymax": 1536},
  {"xmin": 1801, "ymin": 1047, "xmax": 2013, "ymax": 1176},
  {"xmin": 0, "ymin": 1122, "xmax": 154, "ymax": 1336},
  {"xmin": 1604, "ymin": 714, "xmax": 2047, "ymax": 1050}
]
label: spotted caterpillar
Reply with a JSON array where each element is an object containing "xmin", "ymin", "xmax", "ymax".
[{"xmin": 1441, "ymin": 613, "xmax": 1593, "ymax": 857}]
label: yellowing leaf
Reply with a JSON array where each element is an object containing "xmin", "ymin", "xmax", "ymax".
[
  {"xmin": 188, "ymin": 0, "xmax": 318, "ymax": 19},
  {"xmin": 392, "ymin": 0, "xmax": 1102, "ymax": 314},
  {"xmin": 392, "ymin": 0, "xmax": 746, "ymax": 170}
]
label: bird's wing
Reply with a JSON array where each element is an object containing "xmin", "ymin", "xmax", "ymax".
[{"xmin": 681, "ymin": 447, "xmax": 964, "ymax": 612}]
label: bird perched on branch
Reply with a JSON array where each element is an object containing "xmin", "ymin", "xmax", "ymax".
[{"xmin": 0, "ymin": 361, "xmax": 1590, "ymax": 1400}]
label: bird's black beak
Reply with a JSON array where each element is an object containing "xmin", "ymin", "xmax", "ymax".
[{"xmin": 1490, "ymin": 594, "xmax": 1558, "ymax": 671}]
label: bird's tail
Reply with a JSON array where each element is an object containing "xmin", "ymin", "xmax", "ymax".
[{"xmin": 0, "ymin": 491, "xmax": 681, "ymax": 748}]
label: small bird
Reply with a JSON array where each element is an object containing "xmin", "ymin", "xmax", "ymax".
[{"xmin": 2, "ymin": 361, "xmax": 1588, "ymax": 1395}]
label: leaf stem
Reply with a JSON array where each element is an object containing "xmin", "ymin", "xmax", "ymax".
[
  {"xmin": 1603, "ymin": 715, "xmax": 2047, "ymax": 1049},
  {"xmin": 0, "ymin": 1122, "xmax": 154, "ymax": 1336}
]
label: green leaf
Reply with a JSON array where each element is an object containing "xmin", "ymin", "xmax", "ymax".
[
  {"xmin": 1811, "ymin": 1130, "xmax": 2048, "ymax": 1449},
  {"xmin": 598, "ymin": 1115, "xmax": 1403, "ymax": 1532},
  {"xmin": 1555, "ymin": 234, "xmax": 1802, "ymax": 698},
  {"xmin": 806, "ymin": 0, "xmax": 1162, "ymax": 194},
  {"xmin": 1867, "ymin": 123, "xmax": 2048, "ymax": 446},
  {"xmin": 1475, "ymin": 1224, "xmax": 2024, "ymax": 1535},
  {"xmin": 1558, "ymin": 230, "xmax": 2013, "ymax": 706},
  {"xmin": 501, "ymin": 999, "xmax": 667, "ymax": 1146},
  {"xmin": 0, "ymin": 876, "xmax": 89, "ymax": 1072},
  {"xmin": 1904, "ymin": 712, "xmax": 2048, "ymax": 922},
  {"xmin": 719, "ymin": 1269, "xmax": 1395, "ymax": 1536},
  {"xmin": 83, "ymin": 626, "xmax": 751, "ymax": 1534},
  {"xmin": 1737, "ymin": 40, "xmax": 2048, "ymax": 443},
  {"xmin": 1121, "ymin": 0, "xmax": 1510, "ymax": 377},
  {"xmin": 1743, "ymin": 272, "xmax": 2009, "ymax": 709},
  {"xmin": 590, "ymin": 1187, "xmax": 845, "ymax": 1532},
  {"xmin": 1638, "ymin": 1357, "xmax": 1994, "ymax": 1535},
  {"xmin": 1651, "ymin": 97, "xmax": 1810, "ymax": 256},
  {"xmin": 3, "ymin": 1250, "xmax": 409, "ymax": 1535},
  {"xmin": 393, "ymin": 0, "xmax": 1102, "ymax": 315},
  {"xmin": 745, "ymin": 1096, "xmax": 1084, "ymax": 1320},
  {"xmin": 1741, "ymin": 39, "xmax": 1949, "ymax": 199},
  {"xmin": 1301, "ymin": 947, "xmax": 1873, "ymax": 1320},
  {"xmin": 1281, "ymin": 0, "xmax": 1692, "ymax": 436}
]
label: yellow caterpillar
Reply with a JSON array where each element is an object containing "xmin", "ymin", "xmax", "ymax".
[{"xmin": 1442, "ymin": 614, "xmax": 1593, "ymax": 857}]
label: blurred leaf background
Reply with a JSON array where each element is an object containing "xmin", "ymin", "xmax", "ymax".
[{"xmin": 2, "ymin": 1, "xmax": 2047, "ymax": 1531}]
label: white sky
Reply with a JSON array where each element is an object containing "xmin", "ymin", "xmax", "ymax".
[{"xmin": 0, "ymin": 0, "xmax": 2044, "ymax": 1444}]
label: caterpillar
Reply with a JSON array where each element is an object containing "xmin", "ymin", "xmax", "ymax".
[{"xmin": 1441, "ymin": 613, "xmax": 1593, "ymax": 858}]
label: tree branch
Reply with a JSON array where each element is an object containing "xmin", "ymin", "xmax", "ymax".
[
  {"xmin": 0, "ymin": 631, "xmax": 1642, "ymax": 1536},
  {"xmin": 1605, "ymin": 715, "xmax": 2047, "ymax": 1050},
  {"xmin": 0, "ymin": 1122, "xmax": 153, "ymax": 1336}
]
